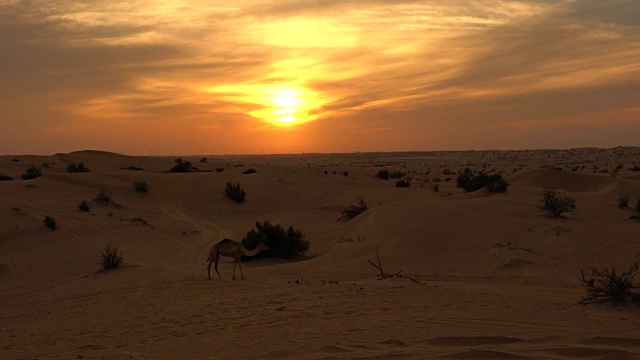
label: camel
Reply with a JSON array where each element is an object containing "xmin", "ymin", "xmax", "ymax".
[{"xmin": 207, "ymin": 239, "xmax": 270, "ymax": 280}]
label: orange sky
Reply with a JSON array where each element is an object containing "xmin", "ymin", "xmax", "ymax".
[{"xmin": 1, "ymin": 1, "xmax": 639, "ymax": 155}]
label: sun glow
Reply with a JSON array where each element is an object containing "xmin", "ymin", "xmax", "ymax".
[{"xmin": 206, "ymin": 84, "xmax": 327, "ymax": 127}]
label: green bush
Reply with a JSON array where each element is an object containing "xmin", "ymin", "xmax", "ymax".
[
  {"xmin": 44, "ymin": 216, "xmax": 56, "ymax": 230},
  {"xmin": 225, "ymin": 182, "xmax": 246, "ymax": 202},
  {"xmin": 78, "ymin": 200, "xmax": 91, "ymax": 212},
  {"xmin": 170, "ymin": 158, "xmax": 193, "ymax": 172},
  {"xmin": 242, "ymin": 221, "xmax": 309, "ymax": 260},
  {"xmin": 134, "ymin": 181, "xmax": 149, "ymax": 193},
  {"xmin": 21, "ymin": 166, "xmax": 42, "ymax": 180},
  {"xmin": 67, "ymin": 162, "xmax": 90, "ymax": 173},
  {"xmin": 539, "ymin": 188, "xmax": 576, "ymax": 217},
  {"xmin": 338, "ymin": 199, "xmax": 368, "ymax": 222},
  {"xmin": 100, "ymin": 242, "xmax": 124, "ymax": 271}
]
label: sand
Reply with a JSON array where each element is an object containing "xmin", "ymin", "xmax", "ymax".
[{"xmin": 1, "ymin": 148, "xmax": 640, "ymax": 359}]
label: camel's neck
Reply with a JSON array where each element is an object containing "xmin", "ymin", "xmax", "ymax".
[{"xmin": 243, "ymin": 246, "xmax": 265, "ymax": 257}]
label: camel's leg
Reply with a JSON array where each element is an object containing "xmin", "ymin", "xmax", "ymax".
[
  {"xmin": 239, "ymin": 260, "xmax": 245, "ymax": 279},
  {"xmin": 232, "ymin": 259, "xmax": 237, "ymax": 280},
  {"xmin": 214, "ymin": 254, "xmax": 222, "ymax": 279},
  {"xmin": 207, "ymin": 259, "xmax": 213, "ymax": 281}
]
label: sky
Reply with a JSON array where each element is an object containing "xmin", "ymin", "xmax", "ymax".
[{"xmin": 1, "ymin": 0, "xmax": 639, "ymax": 155}]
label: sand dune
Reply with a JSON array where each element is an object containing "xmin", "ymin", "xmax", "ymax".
[{"xmin": 1, "ymin": 148, "xmax": 640, "ymax": 359}]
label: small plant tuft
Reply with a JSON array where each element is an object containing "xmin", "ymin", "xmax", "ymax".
[
  {"xmin": 21, "ymin": 165, "xmax": 42, "ymax": 180},
  {"xmin": 93, "ymin": 187, "xmax": 121, "ymax": 207},
  {"xmin": 338, "ymin": 199, "xmax": 368, "ymax": 222},
  {"xmin": 539, "ymin": 188, "xmax": 576, "ymax": 217},
  {"xmin": 170, "ymin": 158, "xmax": 193, "ymax": 173},
  {"xmin": 44, "ymin": 216, "xmax": 56, "ymax": 230},
  {"xmin": 225, "ymin": 182, "xmax": 246, "ymax": 202},
  {"xmin": 100, "ymin": 242, "xmax": 124, "ymax": 271},
  {"xmin": 396, "ymin": 179, "xmax": 411, "ymax": 188},
  {"xmin": 199, "ymin": 157, "xmax": 208, "ymax": 163},
  {"xmin": 242, "ymin": 221, "xmax": 309, "ymax": 260},
  {"xmin": 579, "ymin": 262, "xmax": 640, "ymax": 305},
  {"xmin": 243, "ymin": 168, "xmax": 257, "ymax": 174},
  {"xmin": 376, "ymin": 169, "xmax": 390, "ymax": 180},
  {"xmin": 134, "ymin": 181, "xmax": 149, "ymax": 193},
  {"xmin": 431, "ymin": 183, "xmax": 439, "ymax": 192},
  {"xmin": 0, "ymin": 172, "xmax": 14, "ymax": 181},
  {"xmin": 617, "ymin": 194, "xmax": 630, "ymax": 209},
  {"xmin": 78, "ymin": 200, "xmax": 91, "ymax": 212}
]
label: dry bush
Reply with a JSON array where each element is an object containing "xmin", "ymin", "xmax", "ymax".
[
  {"xmin": 539, "ymin": 188, "xmax": 576, "ymax": 217},
  {"xmin": 617, "ymin": 194, "xmax": 630, "ymax": 209},
  {"xmin": 93, "ymin": 187, "xmax": 121, "ymax": 207},
  {"xmin": 100, "ymin": 242, "xmax": 124, "ymax": 271},
  {"xmin": 242, "ymin": 221, "xmax": 308, "ymax": 260},
  {"xmin": 21, "ymin": 165, "xmax": 42, "ymax": 180},
  {"xmin": 225, "ymin": 182, "xmax": 246, "ymax": 202},
  {"xmin": 338, "ymin": 199, "xmax": 368, "ymax": 222},
  {"xmin": 0, "ymin": 172, "xmax": 14, "ymax": 181},
  {"xmin": 78, "ymin": 200, "xmax": 91, "ymax": 212},
  {"xmin": 67, "ymin": 162, "xmax": 90, "ymax": 173},
  {"xmin": 134, "ymin": 181, "xmax": 149, "ymax": 193},
  {"xmin": 44, "ymin": 216, "xmax": 56, "ymax": 230},
  {"xmin": 243, "ymin": 168, "xmax": 257, "ymax": 174},
  {"xmin": 579, "ymin": 263, "xmax": 640, "ymax": 305}
]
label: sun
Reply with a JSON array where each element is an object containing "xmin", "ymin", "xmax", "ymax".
[{"xmin": 272, "ymin": 90, "xmax": 301, "ymax": 125}]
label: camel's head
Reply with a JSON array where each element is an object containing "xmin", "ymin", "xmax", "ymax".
[{"xmin": 257, "ymin": 243, "xmax": 270, "ymax": 252}]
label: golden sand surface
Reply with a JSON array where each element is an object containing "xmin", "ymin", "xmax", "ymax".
[{"xmin": 1, "ymin": 148, "xmax": 640, "ymax": 359}]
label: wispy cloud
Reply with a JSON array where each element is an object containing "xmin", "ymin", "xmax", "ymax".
[{"xmin": 0, "ymin": 0, "xmax": 638, "ymax": 154}]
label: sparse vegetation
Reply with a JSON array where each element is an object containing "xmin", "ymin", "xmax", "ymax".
[
  {"xmin": 67, "ymin": 162, "xmax": 90, "ymax": 173},
  {"xmin": 243, "ymin": 168, "xmax": 257, "ymax": 174},
  {"xmin": 78, "ymin": 200, "xmax": 91, "ymax": 212},
  {"xmin": 539, "ymin": 188, "xmax": 576, "ymax": 217},
  {"xmin": 93, "ymin": 187, "xmax": 121, "ymax": 207},
  {"xmin": 199, "ymin": 157, "xmax": 208, "ymax": 163},
  {"xmin": 338, "ymin": 199, "xmax": 368, "ymax": 222},
  {"xmin": 44, "ymin": 216, "xmax": 56, "ymax": 230},
  {"xmin": 225, "ymin": 182, "xmax": 246, "ymax": 202},
  {"xmin": 215, "ymin": 167, "xmax": 224, "ymax": 173},
  {"xmin": 21, "ymin": 165, "xmax": 42, "ymax": 180},
  {"xmin": 170, "ymin": 158, "xmax": 193, "ymax": 173},
  {"xmin": 579, "ymin": 262, "xmax": 640, "ymax": 305},
  {"xmin": 242, "ymin": 221, "xmax": 309, "ymax": 260},
  {"xmin": 0, "ymin": 172, "xmax": 14, "ymax": 181},
  {"xmin": 134, "ymin": 181, "xmax": 149, "ymax": 193},
  {"xmin": 457, "ymin": 168, "xmax": 509, "ymax": 193},
  {"xmin": 342, "ymin": 171, "xmax": 349, "ymax": 177},
  {"xmin": 122, "ymin": 164, "xmax": 144, "ymax": 171},
  {"xmin": 617, "ymin": 194, "xmax": 630, "ymax": 209},
  {"xmin": 431, "ymin": 184, "xmax": 439, "ymax": 192},
  {"xmin": 376, "ymin": 169, "xmax": 390, "ymax": 180},
  {"xmin": 396, "ymin": 180, "xmax": 410, "ymax": 188},
  {"xmin": 100, "ymin": 242, "xmax": 124, "ymax": 271}
]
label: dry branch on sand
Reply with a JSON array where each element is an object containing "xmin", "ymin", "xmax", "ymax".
[
  {"xmin": 579, "ymin": 263, "xmax": 640, "ymax": 305},
  {"xmin": 368, "ymin": 250, "xmax": 426, "ymax": 285}
]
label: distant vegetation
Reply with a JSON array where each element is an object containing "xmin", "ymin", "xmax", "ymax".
[
  {"xmin": 242, "ymin": 221, "xmax": 309, "ymax": 260},
  {"xmin": 21, "ymin": 165, "xmax": 42, "ymax": 180},
  {"xmin": 93, "ymin": 187, "xmax": 121, "ymax": 208},
  {"xmin": 395, "ymin": 179, "xmax": 410, "ymax": 188},
  {"xmin": 243, "ymin": 168, "xmax": 257, "ymax": 174},
  {"xmin": 134, "ymin": 181, "xmax": 149, "ymax": 193},
  {"xmin": 579, "ymin": 262, "xmax": 640, "ymax": 305},
  {"xmin": 67, "ymin": 162, "xmax": 90, "ymax": 173},
  {"xmin": 456, "ymin": 168, "xmax": 509, "ymax": 193},
  {"xmin": 225, "ymin": 182, "xmax": 246, "ymax": 202},
  {"xmin": 376, "ymin": 170, "xmax": 405, "ymax": 180},
  {"xmin": 431, "ymin": 184, "xmax": 439, "ymax": 192},
  {"xmin": 44, "ymin": 216, "xmax": 57, "ymax": 230},
  {"xmin": 539, "ymin": 188, "xmax": 576, "ymax": 217},
  {"xmin": 215, "ymin": 167, "xmax": 224, "ymax": 173},
  {"xmin": 170, "ymin": 158, "xmax": 193, "ymax": 173},
  {"xmin": 100, "ymin": 242, "xmax": 124, "ymax": 271},
  {"xmin": 338, "ymin": 199, "xmax": 368, "ymax": 222},
  {"xmin": 0, "ymin": 172, "xmax": 14, "ymax": 181},
  {"xmin": 199, "ymin": 157, "xmax": 208, "ymax": 163},
  {"xmin": 122, "ymin": 164, "xmax": 144, "ymax": 171}
]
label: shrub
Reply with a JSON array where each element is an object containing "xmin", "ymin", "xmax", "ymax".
[
  {"xmin": 0, "ymin": 172, "xmax": 14, "ymax": 181},
  {"xmin": 93, "ymin": 187, "xmax": 120, "ymax": 207},
  {"xmin": 617, "ymin": 194, "xmax": 630, "ymax": 209},
  {"xmin": 389, "ymin": 171, "xmax": 405, "ymax": 179},
  {"xmin": 396, "ymin": 180, "xmax": 410, "ymax": 188},
  {"xmin": 243, "ymin": 168, "xmax": 257, "ymax": 174},
  {"xmin": 635, "ymin": 199, "xmax": 640, "ymax": 213},
  {"xmin": 242, "ymin": 221, "xmax": 309, "ymax": 260},
  {"xmin": 199, "ymin": 157, "xmax": 208, "ymax": 163},
  {"xmin": 44, "ymin": 216, "xmax": 56, "ymax": 230},
  {"xmin": 170, "ymin": 158, "xmax": 193, "ymax": 173},
  {"xmin": 134, "ymin": 181, "xmax": 149, "ymax": 193},
  {"xmin": 100, "ymin": 242, "xmax": 124, "ymax": 271},
  {"xmin": 342, "ymin": 171, "xmax": 349, "ymax": 177},
  {"xmin": 376, "ymin": 170, "xmax": 390, "ymax": 180},
  {"xmin": 122, "ymin": 164, "xmax": 144, "ymax": 171},
  {"xmin": 21, "ymin": 166, "xmax": 42, "ymax": 180},
  {"xmin": 225, "ymin": 182, "xmax": 246, "ymax": 202},
  {"xmin": 456, "ymin": 168, "xmax": 473, "ymax": 188},
  {"xmin": 42, "ymin": 162, "xmax": 50, "ymax": 168},
  {"xmin": 215, "ymin": 167, "xmax": 224, "ymax": 173},
  {"xmin": 539, "ymin": 188, "xmax": 576, "ymax": 217},
  {"xmin": 431, "ymin": 184, "xmax": 439, "ymax": 192},
  {"xmin": 338, "ymin": 199, "xmax": 368, "ymax": 222},
  {"xmin": 579, "ymin": 262, "xmax": 640, "ymax": 305},
  {"xmin": 457, "ymin": 168, "xmax": 508, "ymax": 193},
  {"xmin": 78, "ymin": 200, "xmax": 91, "ymax": 212},
  {"xmin": 485, "ymin": 174, "xmax": 509, "ymax": 193},
  {"xmin": 67, "ymin": 162, "xmax": 90, "ymax": 173}
]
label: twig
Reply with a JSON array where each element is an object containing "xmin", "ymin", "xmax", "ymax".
[{"xmin": 367, "ymin": 250, "xmax": 427, "ymax": 285}]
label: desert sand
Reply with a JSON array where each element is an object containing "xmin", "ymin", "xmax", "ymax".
[{"xmin": 1, "ymin": 148, "xmax": 640, "ymax": 359}]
